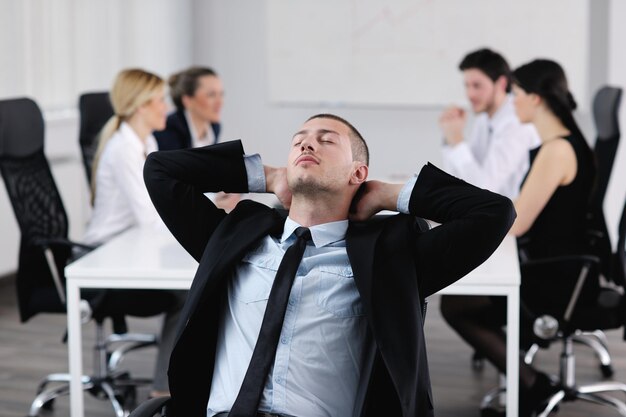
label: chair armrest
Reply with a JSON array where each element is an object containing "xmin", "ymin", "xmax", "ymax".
[
  {"xmin": 33, "ymin": 237, "xmax": 96, "ymax": 253},
  {"xmin": 30, "ymin": 237, "xmax": 97, "ymax": 305},
  {"xmin": 520, "ymin": 254, "xmax": 601, "ymax": 268},
  {"xmin": 586, "ymin": 228, "xmax": 605, "ymax": 240},
  {"xmin": 129, "ymin": 396, "xmax": 172, "ymax": 417},
  {"xmin": 521, "ymin": 254, "xmax": 601, "ymax": 330}
]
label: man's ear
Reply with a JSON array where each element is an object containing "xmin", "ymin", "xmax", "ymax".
[
  {"xmin": 495, "ymin": 75, "xmax": 508, "ymax": 92},
  {"xmin": 350, "ymin": 163, "xmax": 368, "ymax": 185}
]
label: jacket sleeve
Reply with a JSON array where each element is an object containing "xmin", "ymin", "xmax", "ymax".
[
  {"xmin": 143, "ymin": 140, "xmax": 249, "ymax": 261},
  {"xmin": 409, "ymin": 163, "xmax": 516, "ymax": 297}
]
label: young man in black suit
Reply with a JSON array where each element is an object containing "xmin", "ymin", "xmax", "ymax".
[{"xmin": 143, "ymin": 114, "xmax": 515, "ymax": 417}]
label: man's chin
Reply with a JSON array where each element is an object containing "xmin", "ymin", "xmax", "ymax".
[
  {"xmin": 289, "ymin": 178, "xmax": 331, "ymax": 196},
  {"xmin": 471, "ymin": 104, "xmax": 486, "ymax": 114}
]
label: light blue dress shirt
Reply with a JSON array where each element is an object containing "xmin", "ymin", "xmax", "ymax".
[{"xmin": 206, "ymin": 155, "xmax": 417, "ymax": 417}]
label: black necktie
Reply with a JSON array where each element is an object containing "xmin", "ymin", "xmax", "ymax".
[{"xmin": 229, "ymin": 227, "xmax": 312, "ymax": 417}]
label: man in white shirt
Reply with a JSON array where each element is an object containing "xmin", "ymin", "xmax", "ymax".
[{"xmin": 440, "ymin": 48, "xmax": 540, "ymax": 200}]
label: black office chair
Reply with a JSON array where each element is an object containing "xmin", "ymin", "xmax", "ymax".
[
  {"xmin": 127, "ymin": 215, "xmax": 432, "ymax": 417},
  {"xmin": 522, "ymin": 85, "xmax": 623, "ymax": 377},
  {"xmin": 0, "ymin": 97, "xmax": 175, "ymax": 417},
  {"xmin": 587, "ymin": 85, "xmax": 622, "ymax": 280},
  {"xmin": 482, "ymin": 197, "xmax": 626, "ymax": 416},
  {"xmin": 521, "ymin": 196, "xmax": 626, "ymax": 417},
  {"xmin": 480, "ymin": 86, "xmax": 624, "ymax": 413},
  {"xmin": 78, "ymin": 92, "xmax": 114, "ymax": 185},
  {"xmin": 572, "ymin": 85, "xmax": 622, "ymax": 376}
]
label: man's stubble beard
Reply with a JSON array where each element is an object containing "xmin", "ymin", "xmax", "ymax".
[
  {"xmin": 482, "ymin": 88, "xmax": 500, "ymax": 115},
  {"xmin": 289, "ymin": 176, "xmax": 335, "ymax": 198}
]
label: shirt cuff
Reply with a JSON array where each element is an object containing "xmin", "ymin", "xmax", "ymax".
[
  {"xmin": 244, "ymin": 154, "xmax": 266, "ymax": 192},
  {"xmin": 442, "ymin": 142, "xmax": 473, "ymax": 165},
  {"xmin": 397, "ymin": 175, "xmax": 418, "ymax": 214}
]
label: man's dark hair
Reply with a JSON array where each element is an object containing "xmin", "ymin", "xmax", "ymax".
[
  {"xmin": 459, "ymin": 48, "xmax": 512, "ymax": 93},
  {"xmin": 306, "ymin": 114, "xmax": 369, "ymax": 165}
]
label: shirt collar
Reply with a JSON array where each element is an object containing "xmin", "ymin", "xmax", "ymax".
[
  {"xmin": 488, "ymin": 94, "xmax": 516, "ymax": 132},
  {"xmin": 184, "ymin": 109, "xmax": 214, "ymax": 145},
  {"xmin": 119, "ymin": 122, "xmax": 157, "ymax": 154},
  {"xmin": 281, "ymin": 217, "xmax": 348, "ymax": 248}
]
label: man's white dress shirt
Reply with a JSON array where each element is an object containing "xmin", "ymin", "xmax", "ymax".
[{"xmin": 442, "ymin": 96, "xmax": 540, "ymax": 200}]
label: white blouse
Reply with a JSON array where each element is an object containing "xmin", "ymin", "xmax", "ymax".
[
  {"xmin": 185, "ymin": 109, "xmax": 216, "ymax": 148},
  {"xmin": 83, "ymin": 122, "xmax": 162, "ymax": 245}
]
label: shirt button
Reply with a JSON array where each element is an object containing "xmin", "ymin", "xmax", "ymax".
[
  {"xmin": 288, "ymin": 299, "xmax": 295, "ymax": 306},
  {"xmin": 281, "ymin": 337, "xmax": 288, "ymax": 344},
  {"xmin": 275, "ymin": 376, "xmax": 282, "ymax": 384}
]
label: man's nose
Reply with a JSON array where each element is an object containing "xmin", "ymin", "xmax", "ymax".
[{"xmin": 300, "ymin": 138, "xmax": 315, "ymax": 151}]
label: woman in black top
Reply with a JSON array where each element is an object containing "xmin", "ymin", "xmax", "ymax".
[
  {"xmin": 155, "ymin": 66, "xmax": 223, "ymax": 150},
  {"xmin": 441, "ymin": 59, "xmax": 595, "ymax": 417},
  {"xmin": 156, "ymin": 66, "xmax": 240, "ymax": 211}
]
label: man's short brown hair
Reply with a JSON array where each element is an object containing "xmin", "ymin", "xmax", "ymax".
[{"xmin": 306, "ymin": 114, "xmax": 370, "ymax": 165}]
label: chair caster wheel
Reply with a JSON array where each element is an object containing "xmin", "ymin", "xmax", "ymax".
[
  {"xmin": 472, "ymin": 352, "xmax": 485, "ymax": 371},
  {"xmin": 600, "ymin": 364, "xmax": 614, "ymax": 378},
  {"xmin": 42, "ymin": 398, "xmax": 55, "ymax": 410}
]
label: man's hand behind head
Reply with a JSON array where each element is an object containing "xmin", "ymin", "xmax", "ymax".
[
  {"xmin": 349, "ymin": 180, "xmax": 403, "ymax": 222},
  {"xmin": 265, "ymin": 165, "xmax": 292, "ymax": 209}
]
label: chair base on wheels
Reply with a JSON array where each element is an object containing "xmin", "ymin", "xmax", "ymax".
[
  {"xmin": 27, "ymin": 323, "xmax": 157, "ymax": 417},
  {"xmin": 482, "ymin": 336, "xmax": 626, "ymax": 417},
  {"xmin": 28, "ymin": 371, "xmax": 152, "ymax": 417},
  {"xmin": 572, "ymin": 330, "xmax": 614, "ymax": 377},
  {"xmin": 524, "ymin": 329, "xmax": 614, "ymax": 378},
  {"xmin": 128, "ymin": 396, "xmax": 172, "ymax": 417},
  {"xmin": 540, "ymin": 335, "xmax": 626, "ymax": 416},
  {"xmin": 539, "ymin": 381, "xmax": 626, "ymax": 417}
]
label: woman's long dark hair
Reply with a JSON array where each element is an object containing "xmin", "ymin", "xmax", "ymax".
[{"xmin": 513, "ymin": 59, "xmax": 582, "ymax": 138}]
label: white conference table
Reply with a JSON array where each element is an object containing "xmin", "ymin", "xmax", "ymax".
[{"xmin": 66, "ymin": 227, "xmax": 519, "ymax": 417}]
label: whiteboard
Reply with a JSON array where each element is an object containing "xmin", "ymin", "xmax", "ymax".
[{"xmin": 267, "ymin": 0, "xmax": 589, "ymax": 107}]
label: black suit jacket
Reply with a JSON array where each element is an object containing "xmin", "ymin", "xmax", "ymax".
[
  {"xmin": 154, "ymin": 109, "xmax": 221, "ymax": 150},
  {"xmin": 144, "ymin": 140, "xmax": 515, "ymax": 417}
]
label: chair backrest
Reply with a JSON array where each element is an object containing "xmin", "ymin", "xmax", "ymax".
[
  {"xmin": 613, "ymin": 197, "xmax": 626, "ymax": 288},
  {"xmin": 584, "ymin": 86, "xmax": 622, "ymax": 278},
  {"xmin": 590, "ymin": 86, "xmax": 622, "ymax": 211},
  {"xmin": 78, "ymin": 92, "xmax": 114, "ymax": 184},
  {"xmin": 0, "ymin": 98, "xmax": 70, "ymax": 321}
]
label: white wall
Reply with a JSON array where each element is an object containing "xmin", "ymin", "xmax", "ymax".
[
  {"xmin": 0, "ymin": 0, "xmax": 193, "ymax": 109},
  {"xmin": 606, "ymin": 0, "xmax": 626, "ymax": 247},
  {"xmin": 192, "ymin": 0, "xmax": 441, "ymax": 183},
  {"xmin": 1, "ymin": 0, "xmax": 624, "ymax": 276},
  {"xmin": 0, "ymin": 0, "xmax": 194, "ymax": 276},
  {"xmin": 191, "ymin": 1, "xmax": 619, "ymax": 202},
  {"xmin": 192, "ymin": 0, "xmax": 624, "ymax": 246}
]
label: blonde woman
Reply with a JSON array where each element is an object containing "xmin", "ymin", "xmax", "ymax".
[
  {"xmin": 85, "ymin": 68, "xmax": 167, "ymax": 242},
  {"xmin": 84, "ymin": 68, "xmax": 185, "ymax": 398}
]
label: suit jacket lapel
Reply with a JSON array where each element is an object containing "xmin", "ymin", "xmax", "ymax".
[
  {"xmin": 346, "ymin": 221, "xmax": 384, "ymax": 319},
  {"xmin": 178, "ymin": 202, "xmax": 284, "ymax": 338}
]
